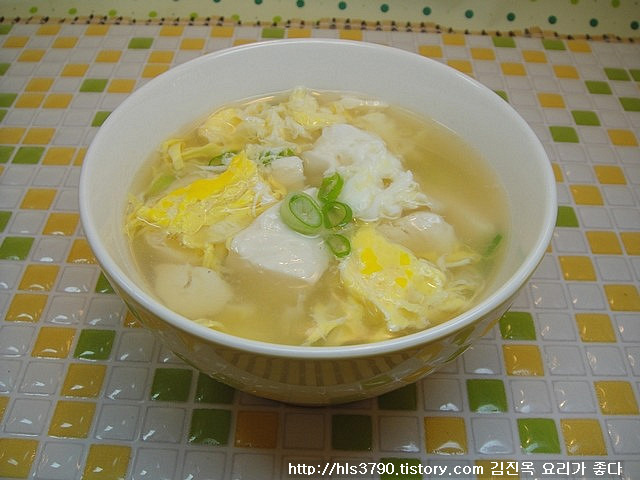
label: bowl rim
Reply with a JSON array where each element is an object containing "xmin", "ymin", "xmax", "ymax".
[{"xmin": 80, "ymin": 38, "xmax": 557, "ymax": 359}]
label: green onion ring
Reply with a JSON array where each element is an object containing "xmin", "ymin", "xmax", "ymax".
[{"xmin": 279, "ymin": 192, "xmax": 323, "ymax": 235}]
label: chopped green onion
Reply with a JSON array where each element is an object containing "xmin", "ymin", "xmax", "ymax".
[
  {"xmin": 279, "ymin": 192, "xmax": 323, "ymax": 235},
  {"xmin": 318, "ymin": 172, "xmax": 344, "ymax": 203},
  {"xmin": 325, "ymin": 233, "xmax": 351, "ymax": 258},
  {"xmin": 322, "ymin": 201, "xmax": 353, "ymax": 229},
  {"xmin": 209, "ymin": 151, "xmax": 237, "ymax": 166},
  {"xmin": 147, "ymin": 174, "xmax": 175, "ymax": 196},
  {"xmin": 259, "ymin": 147, "xmax": 296, "ymax": 165},
  {"xmin": 483, "ymin": 233, "xmax": 503, "ymax": 257}
]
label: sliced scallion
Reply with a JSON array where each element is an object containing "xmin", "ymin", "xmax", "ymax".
[
  {"xmin": 318, "ymin": 172, "xmax": 344, "ymax": 203},
  {"xmin": 483, "ymin": 233, "xmax": 503, "ymax": 257},
  {"xmin": 147, "ymin": 174, "xmax": 176, "ymax": 196},
  {"xmin": 279, "ymin": 192, "xmax": 323, "ymax": 235},
  {"xmin": 209, "ymin": 151, "xmax": 237, "ymax": 166},
  {"xmin": 322, "ymin": 201, "xmax": 353, "ymax": 229},
  {"xmin": 325, "ymin": 233, "xmax": 351, "ymax": 258}
]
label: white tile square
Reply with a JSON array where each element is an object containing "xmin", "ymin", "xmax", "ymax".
[
  {"xmin": 595, "ymin": 257, "xmax": 633, "ymax": 281},
  {"xmin": 552, "ymin": 381, "xmax": 597, "ymax": 413},
  {"xmin": 552, "ymin": 229, "xmax": 588, "ymax": 253},
  {"xmin": 181, "ymin": 451, "xmax": 226, "ymax": 480},
  {"xmin": 9, "ymin": 211, "xmax": 46, "ymax": 235},
  {"xmin": 32, "ymin": 237, "xmax": 70, "ymax": 264},
  {"xmin": 567, "ymin": 283, "xmax": 607, "ymax": 310},
  {"xmin": 105, "ymin": 366, "xmax": 148, "ymax": 401},
  {"xmin": 57, "ymin": 265, "xmax": 96, "ymax": 293},
  {"xmin": 20, "ymin": 361, "xmax": 64, "ymax": 395},
  {"xmin": 626, "ymin": 347, "xmax": 640, "ymax": 376},
  {"xmin": 94, "ymin": 404, "xmax": 140, "ymax": 441},
  {"xmin": 36, "ymin": 442, "xmax": 84, "ymax": 480},
  {"xmin": 283, "ymin": 413, "xmax": 325, "ymax": 450},
  {"xmin": 510, "ymin": 380, "xmax": 552, "ymax": 413},
  {"xmin": 131, "ymin": 448, "xmax": 178, "ymax": 480},
  {"xmin": 586, "ymin": 346, "xmax": 628, "ymax": 375},
  {"xmin": 1, "ymin": 165, "xmax": 34, "ymax": 186},
  {"xmin": 422, "ymin": 378, "xmax": 463, "ymax": 412},
  {"xmin": 545, "ymin": 346, "xmax": 586, "ymax": 375},
  {"xmin": 0, "ymin": 359, "xmax": 21, "ymax": 393},
  {"xmin": 536, "ymin": 312, "xmax": 576, "ymax": 341},
  {"xmin": 0, "ymin": 263, "xmax": 22, "ymax": 290},
  {"xmin": 577, "ymin": 206, "xmax": 613, "ymax": 229},
  {"xmin": 378, "ymin": 416, "xmax": 420, "ymax": 452},
  {"xmin": 4, "ymin": 397, "xmax": 51, "ymax": 434},
  {"xmin": 231, "ymin": 454, "xmax": 275, "ymax": 480},
  {"xmin": 0, "ymin": 325, "xmax": 36, "ymax": 356},
  {"xmin": 45, "ymin": 295, "xmax": 86, "ymax": 325},
  {"xmin": 85, "ymin": 296, "xmax": 125, "ymax": 326},
  {"xmin": 606, "ymin": 419, "xmax": 640, "ymax": 454},
  {"xmin": 612, "ymin": 207, "xmax": 640, "ymax": 229},
  {"xmin": 462, "ymin": 344, "xmax": 502, "ymax": 374},
  {"xmin": 530, "ymin": 282, "xmax": 568, "ymax": 309},
  {"xmin": 141, "ymin": 406, "xmax": 185, "ymax": 443},
  {"xmin": 116, "ymin": 330, "xmax": 156, "ymax": 363},
  {"xmin": 471, "ymin": 417, "xmax": 514, "ymax": 454},
  {"xmin": 615, "ymin": 314, "xmax": 640, "ymax": 342},
  {"xmin": 33, "ymin": 167, "xmax": 67, "ymax": 187}
]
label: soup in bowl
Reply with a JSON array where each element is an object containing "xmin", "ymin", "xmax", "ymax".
[{"xmin": 79, "ymin": 39, "xmax": 556, "ymax": 405}]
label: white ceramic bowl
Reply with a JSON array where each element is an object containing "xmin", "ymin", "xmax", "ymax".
[{"xmin": 79, "ymin": 39, "xmax": 556, "ymax": 405}]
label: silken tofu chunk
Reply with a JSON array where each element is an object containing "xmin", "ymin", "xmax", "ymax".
[
  {"xmin": 379, "ymin": 211, "xmax": 458, "ymax": 256},
  {"xmin": 229, "ymin": 202, "xmax": 330, "ymax": 284},
  {"xmin": 267, "ymin": 155, "xmax": 305, "ymax": 191},
  {"xmin": 154, "ymin": 264, "xmax": 233, "ymax": 319}
]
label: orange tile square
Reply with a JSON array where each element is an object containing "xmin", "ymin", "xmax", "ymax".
[
  {"xmin": 43, "ymin": 212, "xmax": 79, "ymax": 235},
  {"xmin": 43, "ymin": 147, "xmax": 75, "ymax": 165},
  {"xmin": 25, "ymin": 77, "xmax": 54, "ymax": 92},
  {"xmin": 522, "ymin": 50, "xmax": 547, "ymax": 63},
  {"xmin": 561, "ymin": 419, "xmax": 606, "ymax": 455},
  {"xmin": 160, "ymin": 25, "xmax": 184, "ymax": 36},
  {"xmin": 604, "ymin": 284, "xmax": 640, "ymax": 311},
  {"xmin": 180, "ymin": 38, "xmax": 205, "ymax": 50},
  {"xmin": 48, "ymin": 401, "xmax": 96, "ymax": 438},
  {"xmin": 586, "ymin": 231, "xmax": 622, "ymax": 254},
  {"xmin": 211, "ymin": 26, "xmax": 234, "ymax": 37},
  {"xmin": 339, "ymin": 30, "xmax": 362, "ymax": 41},
  {"xmin": 567, "ymin": 39, "xmax": 591, "ymax": 52},
  {"xmin": 21, "ymin": 188, "xmax": 56, "ymax": 209},
  {"xmin": 82, "ymin": 444, "xmax": 131, "ymax": 480},
  {"xmin": 608, "ymin": 129, "xmax": 638, "ymax": 146},
  {"xmin": 148, "ymin": 51, "xmax": 174, "ymax": 63},
  {"xmin": 3, "ymin": 36, "xmax": 29, "ymax": 48},
  {"xmin": 570, "ymin": 185, "xmax": 603, "ymax": 205},
  {"xmin": 418, "ymin": 44, "xmax": 443, "ymax": 58},
  {"xmin": 470, "ymin": 47, "xmax": 495, "ymax": 60},
  {"xmin": 287, "ymin": 28, "xmax": 311, "ymax": 38},
  {"xmin": 553, "ymin": 65, "xmax": 579, "ymax": 78},
  {"xmin": 620, "ymin": 232, "xmax": 640, "ymax": 255},
  {"xmin": 62, "ymin": 363, "xmax": 107, "ymax": 397},
  {"xmin": 442, "ymin": 33, "xmax": 465, "ymax": 45},
  {"xmin": 502, "ymin": 345, "xmax": 544, "ymax": 376},
  {"xmin": 575, "ymin": 313, "xmax": 616, "ymax": 342},
  {"xmin": 558, "ymin": 256, "xmax": 596, "ymax": 281},
  {"xmin": 447, "ymin": 59, "xmax": 473, "ymax": 75},
  {"xmin": 0, "ymin": 127, "xmax": 26, "ymax": 143},
  {"xmin": 594, "ymin": 165, "xmax": 626, "ymax": 184},
  {"xmin": 18, "ymin": 49, "xmax": 45, "ymax": 62},
  {"xmin": 95, "ymin": 50, "xmax": 122, "ymax": 63},
  {"xmin": 424, "ymin": 417, "xmax": 467, "ymax": 454},
  {"xmin": 53, "ymin": 37, "xmax": 78, "ymax": 48},
  {"xmin": 67, "ymin": 238, "xmax": 98, "ymax": 264},
  {"xmin": 19, "ymin": 264, "xmax": 59, "ymax": 291},
  {"xmin": 31, "ymin": 327, "xmax": 75, "ymax": 358},
  {"xmin": 142, "ymin": 64, "xmax": 170, "ymax": 78},
  {"xmin": 501, "ymin": 62, "xmax": 526, "ymax": 76},
  {"xmin": 234, "ymin": 411, "xmax": 279, "ymax": 448},
  {"xmin": 61, "ymin": 64, "xmax": 89, "ymax": 77},
  {"xmin": 23, "ymin": 127, "xmax": 55, "ymax": 144},
  {"xmin": 594, "ymin": 381, "xmax": 639, "ymax": 414},
  {"xmin": 15, "ymin": 93, "xmax": 45, "ymax": 108},
  {"xmin": 107, "ymin": 79, "xmax": 136, "ymax": 94},
  {"xmin": 85, "ymin": 25, "xmax": 110, "ymax": 36},
  {"xmin": 43, "ymin": 93, "xmax": 72, "ymax": 109},
  {"xmin": 37, "ymin": 25, "xmax": 61, "ymax": 35},
  {"xmin": 5, "ymin": 293, "xmax": 48, "ymax": 322}
]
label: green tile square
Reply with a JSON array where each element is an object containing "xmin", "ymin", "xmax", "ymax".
[
  {"xmin": 630, "ymin": 69, "xmax": 640, "ymax": 81},
  {"xmin": 571, "ymin": 110, "xmax": 600, "ymax": 126},
  {"xmin": 91, "ymin": 111, "xmax": 111, "ymax": 127},
  {"xmin": 188, "ymin": 408, "xmax": 231, "ymax": 445},
  {"xmin": 494, "ymin": 90, "xmax": 508, "ymax": 102},
  {"xmin": 550, "ymin": 126, "xmax": 579, "ymax": 143},
  {"xmin": 0, "ymin": 25, "xmax": 12, "ymax": 35},
  {"xmin": 151, "ymin": 368, "xmax": 193, "ymax": 402},
  {"xmin": 332, "ymin": 414, "xmax": 372, "ymax": 451},
  {"xmin": 73, "ymin": 329, "xmax": 116, "ymax": 360},
  {"xmin": 517, "ymin": 418, "xmax": 561, "ymax": 454},
  {"xmin": 0, "ymin": 63, "xmax": 9, "ymax": 76},
  {"xmin": 0, "ymin": 211, "xmax": 10, "ymax": 232},
  {"xmin": 261, "ymin": 27, "xmax": 285, "ymax": 39},
  {"xmin": 0, "ymin": 93, "xmax": 17, "ymax": 107},
  {"xmin": 466, "ymin": 379, "xmax": 508, "ymax": 413},
  {"xmin": 492, "ymin": 36, "xmax": 516, "ymax": 48},
  {"xmin": 79, "ymin": 79, "xmax": 108, "ymax": 93},
  {"xmin": 0, "ymin": 236, "xmax": 34, "ymax": 260},
  {"xmin": 604, "ymin": 67, "xmax": 630, "ymax": 81},
  {"xmin": 542, "ymin": 38, "xmax": 566, "ymax": 50},
  {"xmin": 194, "ymin": 373, "xmax": 235, "ymax": 404},
  {"xmin": 585, "ymin": 80, "xmax": 612, "ymax": 94},
  {"xmin": 377, "ymin": 383, "xmax": 417, "ymax": 410},
  {"xmin": 556, "ymin": 206, "xmax": 579, "ymax": 227},
  {"xmin": 619, "ymin": 97, "xmax": 640, "ymax": 112},
  {"xmin": 500, "ymin": 311, "xmax": 536, "ymax": 340},
  {"xmin": 128, "ymin": 37, "xmax": 154, "ymax": 49},
  {"xmin": 12, "ymin": 146, "xmax": 44, "ymax": 164},
  {"xmin": 380, "ymin": 458, "xmax": 422, "ymax": 480},
  {"xmin": 0, "ymin": 146, "xmax": 13, "ymax": 163},
  {"xmin": 95, "ymin": 272, "xmax": 115, "ymax": 294}
]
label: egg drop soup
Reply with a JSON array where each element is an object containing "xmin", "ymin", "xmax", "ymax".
[{"xmin": 125, "ymin": 88, "xmax": 508, "ymax": 346}]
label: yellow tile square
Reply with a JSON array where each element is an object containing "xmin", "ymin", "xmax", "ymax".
[
  {"xmin": 82, "ymin": 444, "xmax": 131, "ymax": 480},
  {"xmin": 18, "ymin": 49, "xmax": 45, "ymax": 62},
  {"xmin": 552, "ymin": 163, "xmax": 563, "ymax": 182},
  {"xmin": 470, "ymin": 47, "xmax": 495, "ymax": 60},
  {"xmin": 559, "ymin": 256, "xmax": 596, "ymax": 281},
  {"xmin": 501, "ymin": 62, "xmax": 526, "ymax": 76},
  {"xmin": 124, "ymin": 311, "xmax": 142, "ymax": 328},
  {"xmin": 418, "ymin": 44, "xmax": 443, "ymax": 58},
  {"xmin": 5, "ymin": 293, "xmax": 48, "ymax": 322},
  {"xmin": 0, "ymin": 438, "xmax": 38, "ymax": 479},
  {"xmin": 604, "ymin": 284, "xmax": 640, "ymax": 311},
  {"xmin": 19, "ymin": 264, "xmax": 59, "ymax": 291},
  {"xmin": 25, "ymin": 77, "xmax": 54, "ymax": 92},
  {"xmin": 447, "ymin": 59, "xmax": 473, "ymax": 75},
  {"xmin": 211, "ymin": 26, "xmax": 234, "ymax": 37},
  {"xmin": 442, "ymin": 33, "xmax": 465, "ymax": 45},
  {"xmin": 553, "ymin": 65, "xmax": 579, "ymax": 78},
  {"xmin": 180, "ymin": 38, "xmax": 205, "ymax": 50},
  {"xmin": 37, "ymin": 25, "xmax": 61, "ymax": 35},
  {"xmin": 43, "ymin": 212, "xmax": 79, "ymax": 235},
  {"xmin": 23, "ymin": 127, "xmax": 55, "ymax": 145},
  {"xmin": 575, "ymin": 313, "xmax": 616, "ymax": 342},
  {"xmin": 48, "ymin": 401, "xmax": 96, "ymax": 438},
  {"xmin": 594, "ymin": 165, "xmax": 626, "ymax": 184},
  {"xmin": 31, "ymin": 327, "xmax": 75, "ymax": 358},
  {"xmin": 142, "ymin": 64, "xmax": 170, "ymax": 78},
  {"xmin": 0, "ymin": 127, "xmax": 26, "ymax": 144},
  {"xmin": 160, "ymin": 25, "xmax": 184, "ymax": 36},
  {"xmin": 424, "ymin": 417, "xmax": 467, "ymax": 454},
  {"xmin": 61, "ymin": 63, "xmax": 89, "ymax": 77},
  {"xmin": 502, "ymin": 345, "xmax": 544, "ymax": 376},
  {"xmin": 567, "ymin": 39, "xmax": 591, "ymax": 52},
  {"xmin": 586, "ymin": 231, "xmax": 622, "ymax": 254},
  {"xmin": 52, "ymin": 37, "xmax": 78, "ymax": 48},
  {"xmin": 43, "ymin": 93, "xmax": 72, "ymax": 109},
  {"xmin": 62, "ymin": 363, "xmax": 107, "ymax": 397},
  {"xmin": 339, "ymin": 30, "xmax": 362, "ymax": 41},
  {"xmin": 287, "ymin": 28, "xmax": 311, "ymax": 38},
  {"xmin": 15, "ymin": 93, "xmax": 45, "ymax": 108},
  {"xmin": 594, "ymin": 381, "xmax": 639, "ymax": 414},
  {"xmin": 148, "ymin": 51, "xmax": 174, "ymax": 63},
  {"xmin": 67, "ymin": 238, "xmax": 98, "ymax": 264},
  {"xmin": 538, "ymin": 93, "xmax": 565, "ymax": 109},
  {"xmin": 522, "ymin": 49, "xmax": 547, "ymax": 63},
  {"xmin": 234, "ymin": 411, "xmax": 279, "ymax": 448},
  {"xmin": 85, "ymin": 25, "xmax": 110, "ymax": 36},
  {"xmin": 73, "ymin": 148, "xmax": 86, "ymax": 166},
  {"xmin": 570, "ymin": 185, "xmax": 603, "ymax": 205},
  {"xmin": 0, "ymin": 396, "xmax": 7, "ymax": 421},
  {"xmin": 561, "ymin": 419, "xmax": 606, "ymax": 455},
  {"xmin": 43, "ymin": 147, "xmax": 75, "ymax": 165},
  {"xmin": 620, "ymin": 232, "xmax": 640, "ymax": 255},
  {"xmin": 21, "ymin": 188, "xmax": 56, "ymax": 210},
  {"xmin": 233, "ymin": 39, "xmax": 256, "ymax": 46},
  {"xmin": 4, "ymin": 36, "xmax": 29, "ymax": 48},
  {"xmin": 95, "ymin": 50, "xmax": 122, "ymax": 63},
  {"xmin": 108, "ymin": 79, "xmax": 136, "ymax": 94},
  {"xmin": 608, "ymin": 129, "xmax": 638, "ymax": 146}
]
